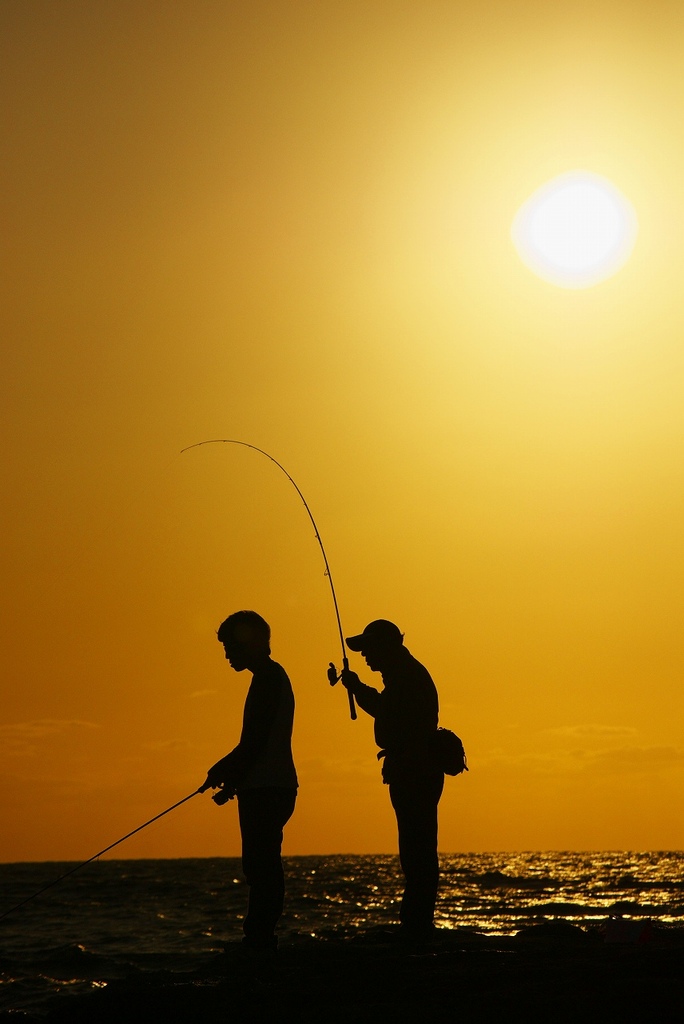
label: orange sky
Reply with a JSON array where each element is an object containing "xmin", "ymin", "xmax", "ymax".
[{"xmin": 2, "ymin": 0, "xmax": 684, "ymax": 861}]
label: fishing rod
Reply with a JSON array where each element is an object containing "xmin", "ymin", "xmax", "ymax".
[
  {"xmin": 0, "ymin": 789, "xmax": 202, "ymax": 923},
  {"xmin": 181, "ymin": 439, "xmax": 357, "ymax": 721}
]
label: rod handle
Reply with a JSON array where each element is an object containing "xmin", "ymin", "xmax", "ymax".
[{"xmin": 342, "ymin": 657, "xmax": 357, "ymax": 720}]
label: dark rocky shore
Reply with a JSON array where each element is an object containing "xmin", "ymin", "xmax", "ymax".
[{"xmin": 10, "ymin": 924, "xmax": 684, "ymax": 1023}]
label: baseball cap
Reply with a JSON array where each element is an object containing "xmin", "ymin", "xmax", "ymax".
[{"xmin": 345, "ymin": 619, "xmax": 404, "ymax": 651}]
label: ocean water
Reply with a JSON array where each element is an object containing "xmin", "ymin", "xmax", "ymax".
[{"xmin": 1, "ymin": 852, "xmax": 683, "ymax": 1017}]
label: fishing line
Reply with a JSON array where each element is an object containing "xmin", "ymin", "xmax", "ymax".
[
  {"xmin": 0, "ymin": 789, "xmax": 201, "ymax": 923},
  {"xmin": 181, "ymin": 439, "xmax": 357, "ymax": 720}
]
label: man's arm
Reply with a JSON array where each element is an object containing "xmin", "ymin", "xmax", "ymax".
[
  {"xmin": 340, "ymin": 669, "xmax": 381, "ymax": 718},
  {"xmin": 202, "ymin": 671, "xmax": 280, "ymax": 792}
]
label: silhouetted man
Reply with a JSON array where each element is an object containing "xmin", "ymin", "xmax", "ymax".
[
  {"xmin": 201, "ymin": 611, "xmax": 297, "ymax": 952},
  {"xmin": 341, "ymin": 619, "xmax": 443, "ymax": 940}
]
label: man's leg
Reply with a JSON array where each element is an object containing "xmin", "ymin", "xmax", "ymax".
[
  {"xmin": 237, "ymin": 787, "xmax": 297, "ymax": 949},
  {"xmin": 389, "ymin": 774, "xmax": 444, "ymax": 936}
]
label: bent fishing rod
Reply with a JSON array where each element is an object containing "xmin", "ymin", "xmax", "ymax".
[
  {"xmin": 181, "ymin": 439, "xmax": 356, "ymax": 721},
  {"xmin": 0, "ymin": 789, "xmax": 201, "ymax": 923}
]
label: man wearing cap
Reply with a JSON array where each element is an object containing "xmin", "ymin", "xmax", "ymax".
[{"xmin": 341, "ymin": 620, "xmax": 443, "ymax": 940}]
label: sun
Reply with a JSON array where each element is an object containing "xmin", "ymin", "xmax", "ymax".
[{"xmin": 511, "ymin": 171, "xmax": 638, "ymax": 289}]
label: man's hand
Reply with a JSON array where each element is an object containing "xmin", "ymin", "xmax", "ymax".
[
  {"xmin": 341, "ymin": 668, "xmax": 361, "ymax": 691},
  {"xmin": 200, "ymin": 754, "xmax": 236, "ymax": 793}
]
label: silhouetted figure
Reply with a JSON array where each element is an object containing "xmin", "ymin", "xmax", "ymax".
[
  {"xmin": 201, "ymin": 611, "xmax": 297, "ymax": 952},
  {"xmin": 341, "ymin": 620, "xmax": 443, "ymax": 940}
]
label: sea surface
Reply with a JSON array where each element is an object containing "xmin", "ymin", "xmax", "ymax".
[{"xmin": 1, "ymin": 852, "xmax": 683, "ymax": 1017}]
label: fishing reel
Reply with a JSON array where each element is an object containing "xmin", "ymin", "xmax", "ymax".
[
  {"xmin": 212, "ymin": 784, "xmax": 235, "ymax": 806},
  {"xmin": 327, "ymin": 662, "xmax": 341, "ymax": 686},
  {"xmin": 328, "ymin": 661, "xmax": 357, "ymax": 719}
]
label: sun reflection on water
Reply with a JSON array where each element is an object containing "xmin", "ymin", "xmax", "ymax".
[{"xmin": 283, "ymin": 851, "xmax": 684, "ymax": 937}]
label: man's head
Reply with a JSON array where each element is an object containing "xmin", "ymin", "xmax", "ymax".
[
  {"xmin": 217, "ymin": 610, "xmax": 271, "ymax": 672},
  {"xmin": 345, "ymin": 619, "xmax": 404, "ymax": 672}
]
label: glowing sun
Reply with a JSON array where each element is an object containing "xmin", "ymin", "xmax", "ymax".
[{"xmin": 511, "ymin": 171, "xmax": 638, "ymax": 289}]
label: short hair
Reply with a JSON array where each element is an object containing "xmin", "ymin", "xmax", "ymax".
[{"xmin": 217, "ymin": 610, "xmax": 271, "ymax": 652}]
